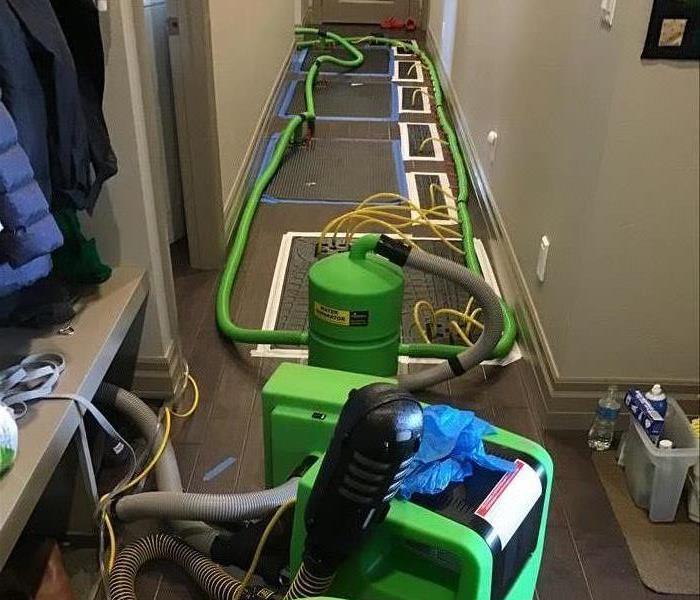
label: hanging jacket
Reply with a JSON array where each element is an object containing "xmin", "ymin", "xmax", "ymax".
[
  {"xmin": 0, "ymin": 0, "xmax": 117, "ymax": 212},
  {"xmin": 0, "ymin": 101, "xmax": 63, "ymax": 297},
  {"xmin": 50, "ymin": 0, "xmax": 117, "ymax": 210},
  {"xmin": 0, "ymin": 0, "xmax": 52, "ymax": 202}
]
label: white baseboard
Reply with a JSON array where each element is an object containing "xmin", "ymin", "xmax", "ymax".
[
  {"xmin": 423, "ymin": 31, "xmax": 699, "ymax": 429},
  {"xmin": 223, "ymin": 39, "xmax": 298, "ymax": 240},
  {"xmin": 132, "ymin": 339, "xmax": 186, "ymax": 400}
]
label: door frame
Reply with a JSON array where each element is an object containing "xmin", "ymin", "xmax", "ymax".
[
  {"xmin": 312, "ymin": 0, "xmax": 424, "ymax": 24},
  {"xmin": 166, "ymin": 0, "xmax": 224, "ymax": 269}
]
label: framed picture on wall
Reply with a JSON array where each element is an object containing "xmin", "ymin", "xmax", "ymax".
[{"xmin": 642, "ymin": 0, "xmax": 700, "ymax": 60}]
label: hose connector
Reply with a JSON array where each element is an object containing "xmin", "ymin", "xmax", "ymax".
[{"xmin": 375, "ymin": 234, "xmax": 410, "ymax": 266}]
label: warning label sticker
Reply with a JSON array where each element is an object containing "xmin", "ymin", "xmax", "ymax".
[
  {"xmin": 474, "ymin": 459, "xmax": 542, "ymax": 549},
  {"xmin": 314, "ymin": 302, "xmax": 369, "ymax": 327}
]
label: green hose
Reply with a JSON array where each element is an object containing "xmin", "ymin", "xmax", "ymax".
[
  {"xmin": 216, "ymin": 27, "xmax": 516, "ymax": 359},
  {"xmin": 216, "ymin": 28, "xmax": 361, "ymax": 345}
]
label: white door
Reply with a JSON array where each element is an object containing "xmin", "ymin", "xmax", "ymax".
[
  {"xmin": 322, "ymin": 0, "xmax": 411, "ymax": 23},
  {"xmin": 143, "ymin": 0, "xmax": 185, "ymax": 243}
]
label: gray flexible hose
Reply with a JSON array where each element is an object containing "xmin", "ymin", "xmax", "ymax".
[
  {"xmin": 397, "ymin": 247, "xmax": 504, "ymax": 391},
  {"xmin": 95, "ymin": 384, "xmax": 296, "ymax": 555},
  {"xmin": 115, "ymin": 478, "xmax": 299, "ymax": 523},
  {"xmin": 95, "ymin": 383, "xmax": 216, "ymax": 553},
  {"xmin": 109, "ymin": 534, "xmax": 277, "ymax": 600}
]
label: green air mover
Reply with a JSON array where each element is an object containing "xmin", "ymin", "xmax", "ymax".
[
  {"xmin": 262, "ymin": 363, "xmax": 553, "ymax": 600},
  {"xmin": 308, "ymin": 235, "xmax": 404, "ymax": 376}
]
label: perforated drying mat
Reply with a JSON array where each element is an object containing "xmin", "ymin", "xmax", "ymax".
[
  {"xmin": 286, "ymin": 80, "xmax": 393, "ymax": 119},
  {"xmin": 264, "ymin": 138, "xmax": 400, "ymax": 203},
  {"xmin": 302, "ymin": 46, "xmax": 390, "ymax": 75},
  {"xmin": 271, "ymin": 236, "xmax": 476, "ymax": 348}
]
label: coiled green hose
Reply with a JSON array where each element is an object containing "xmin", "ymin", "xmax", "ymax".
[{"xmin": 215, "ymin": 27, "xmax": 516, "ymax": 360}]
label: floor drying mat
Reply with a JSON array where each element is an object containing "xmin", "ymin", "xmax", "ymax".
[
  {"xmin": 407, "ymin": 123, "xmax": 435, "ymax": 157},
  {"xmin": 299, "ymin": 46, "xmax": 391, "ymax": 75},
  {"xmin": 401, "ymin": 86, "xmax": 427, "ymax": 112},
  {"xmin": 270, "ymin": 237, "xmax": 476, "ymax": 348},
  {"xmin": 282, "ymin": 80, "xmax": 395, "ymax": 120},
  {"xmin": 397, "ymin": 60, "xmax": 420, "ymax": 80},
  {"xmin": 593, "ymin": 452, "xmax": 700, "ymax": 595},
  {"xmin": 262, "ymin": 137, "xmax": 406, "ymax": 204}
]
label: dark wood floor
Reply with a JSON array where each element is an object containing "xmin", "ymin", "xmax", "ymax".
[{"xmin": 135, "ymin": 24, "xmax": 694, "ymax": 600}]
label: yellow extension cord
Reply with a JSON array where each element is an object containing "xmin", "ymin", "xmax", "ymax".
[
  {"xmin": 101, "ymin": 372, "xmax": 200, "ymax": 573},
  {"xmin": 318, "ymin": 189, "xmax": 485, "ymax": 347},
  {"xmin": 233, "ymin": 499, "xmax": 298, "ymax": 600}
]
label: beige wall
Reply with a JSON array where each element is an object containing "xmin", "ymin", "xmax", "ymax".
[
  {"xmin": 428, "ymin": 1, "xmax": 699, "ymax": 384},
  {"xmin": 208, "ymin": 0, "xmax": 296, "ymax": 219},
  {"xmin": 86, "ymin": 1, "xmax": 179, "ymax": 375}
]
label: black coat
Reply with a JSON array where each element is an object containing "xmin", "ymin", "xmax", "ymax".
[{"xmin": 0, "ymin": 0, "xmax": 116, "ymax": 212}]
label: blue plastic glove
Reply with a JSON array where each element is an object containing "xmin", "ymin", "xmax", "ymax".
[{"xmin": 399, "ymin": 405, "xmax": 514, "ymax": 499}]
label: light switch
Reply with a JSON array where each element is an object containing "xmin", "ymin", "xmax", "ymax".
[
  {"xmin": 601, "ymin": 0, "xmax": 616, "ymax": 27},
  {"xmin": 536, "ymin": 236, "xmax": 550, "ymax": 283}
]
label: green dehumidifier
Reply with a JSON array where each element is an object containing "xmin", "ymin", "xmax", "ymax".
[{"xmin": 263, "ymin": 363, "xmax": 553, "ymax": 600}]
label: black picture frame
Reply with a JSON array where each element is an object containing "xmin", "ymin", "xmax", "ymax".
[{"xmin": 641, "ymin": 0, "xmax": 700, "ymax": 60}]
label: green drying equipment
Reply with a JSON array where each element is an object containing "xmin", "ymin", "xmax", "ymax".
[
  {"xmin": 216, "ymin": 27, "xmax": 519, "ymax": 365},
  {"xmin": 307, "ymin": 233, "xmax": 505, "ymax": 393},
  {"xmin": 263, "ymin": 363, "xmax": 554, "ymax": 600},
  {"xmin": 308, "ymin": 235, "xmax": 405, "ymax": 376}
]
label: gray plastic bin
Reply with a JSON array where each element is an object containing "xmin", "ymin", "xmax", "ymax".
[{"xmin": 624, "ymin": 397, "xmax": 699, "ymax": 522}]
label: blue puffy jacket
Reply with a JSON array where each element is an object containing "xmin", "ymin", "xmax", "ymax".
[{"xmin": 0, "ymin": 101, "xmax": 63, "ymax": 297}]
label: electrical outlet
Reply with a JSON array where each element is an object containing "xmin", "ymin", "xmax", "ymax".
[{"xmin": 536, "ymin": 236, "xmax": 550, "ymax": 282}]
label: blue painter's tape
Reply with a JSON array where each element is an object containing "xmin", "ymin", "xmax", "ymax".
[
  {"xmin": 291, "ymin": 48, "xmax": 308, "ymax": 73},
  {"xmin": 278, "ymin": 81, "xmax": 298, "ymax": 119},
  {"xmin": 390, "ymin": 83, "xmax": 399, "ymax": 121},
  {"xmin": 392, "ymin": 139, "xmax": 409, "ymax": 199},
  {"xmin": 203, "ymin": 456, "xmax": 237, "ymax": 482},
  {"xmin": 257, "ymin": 134, "xmax": 282, "ymax": 182}
]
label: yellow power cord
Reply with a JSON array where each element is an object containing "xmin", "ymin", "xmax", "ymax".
[
  {"xmin": 319, "ymin": 192, "xmax": 486, "ymax": 350},
  {"xmin": 171, "ymin": 374, "xmax": 200, "ymax": 418},
  {"xmin": 410, "ymin": 87, "xmax": 433, "ymax": 107},
  {"xmin": 417, "ymin": 136, "xmax": 448, "ymax": 155},
  {"xmin": 100, "ymin": 373, "xmax": 200, "ymax": 573},
  {"xmin": 234, "ymin": 499, "xmax": 297, "ymax": 600},
  {"xmin": 413, "ymin": 298, "xmax": 484, "ymax": 347},
  {"xmin": 318, "ymin": 192, "xmax": 463, "ymax": 254}
]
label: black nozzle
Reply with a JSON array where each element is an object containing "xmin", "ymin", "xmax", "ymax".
[
  {"xmin": 375, "ymin": 234, "xmax": 411, "ymax": 266},
  {"xmin": 303, "ymin": 384, "xmax": 423, "ymax": 574}
]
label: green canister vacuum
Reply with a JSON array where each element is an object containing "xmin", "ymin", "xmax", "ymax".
[{"xmin": 308, "ymin": 234, "xmax": 505, "ymax": 390}]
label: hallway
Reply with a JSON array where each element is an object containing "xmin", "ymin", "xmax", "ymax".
[{"xmin": 150, "ymin": 25, "xmax": 689, "ymax": 600}]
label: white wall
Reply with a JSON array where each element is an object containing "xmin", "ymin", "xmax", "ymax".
[
  {"xmin": 428, "ymin": 1, "xmax": 699, "ymax": 384},
  {"xmin": 143, "ymin": 0, "xmax": 185, "ymax": 243},
  {"xmin": 85, "ymin": 0, "xmax": 179, "ymax": 367},
  {"xmin": 208, "ymin": 1, "xmax": 296, "ymax": 221}
]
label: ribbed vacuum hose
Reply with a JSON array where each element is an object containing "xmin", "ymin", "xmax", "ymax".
[
  {"xmin": 397, "ymin": 247, "xmax": 504, "ymax": 391},
  {"xmin": 95, "ymin": 384, "xmax": 297, "ymax": 556},
  {"xmin": 108, "ymin": 534, "xmax": 277, "ymax": 600},
  {"xmin": 95, "ymin": 383, "xmax": 217, "ymax": 553},
  {"xmin": 115, "ymin": 478, "xmax": 299, "ymax": 523},
  {"xmin": 283, "ymin": 562, "xmax": 335, "ymax": 599}
]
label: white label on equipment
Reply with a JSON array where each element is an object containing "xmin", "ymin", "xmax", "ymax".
[{"xmin": 474, "ymin": 459, "xmax": 542, "ymax": 549}]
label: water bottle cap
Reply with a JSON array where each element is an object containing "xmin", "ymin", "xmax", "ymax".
[
  {"xmin": 646, "ymin": 384, "xmax": 666, "ymax": 400},
  {"xmin": 659, "ymin": 439, "xmax": 673, "ymax": 450}
]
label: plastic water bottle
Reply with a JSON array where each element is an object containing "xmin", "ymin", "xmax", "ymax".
[
  {"xmin": 588, "ymin": 386, "xmax": 620, "ymax": 451},
  {"xmin": 645, "ymin": 383, "xmax": 667, "ymax": 418}
]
